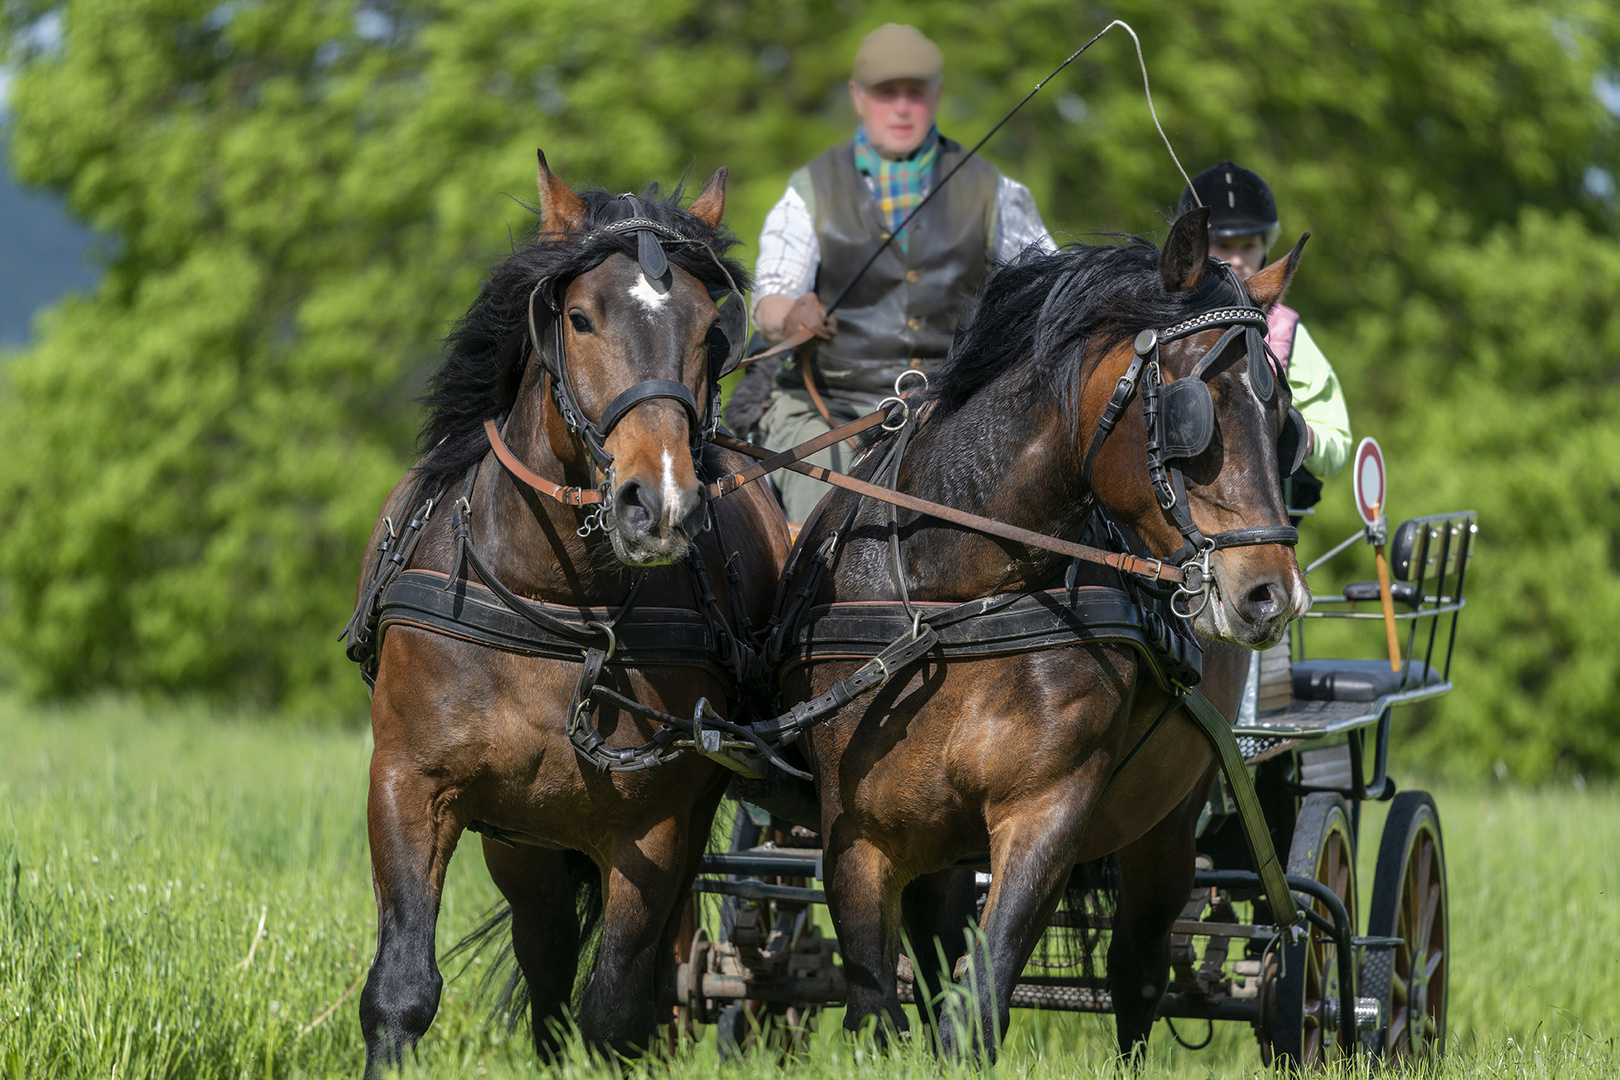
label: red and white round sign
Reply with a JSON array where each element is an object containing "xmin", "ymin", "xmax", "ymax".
[{"xmin": 1352, "ymin": 437, "xmax": 1386, "ymax": 525}]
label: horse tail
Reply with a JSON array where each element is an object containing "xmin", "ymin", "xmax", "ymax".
[
  {"xmin": 445, "ymin": 848, "xmax": 604, "ymax": 1035},
  {"xmin": 1033, "ymin": 855, "xmax": 1116, "ymax": 983}
]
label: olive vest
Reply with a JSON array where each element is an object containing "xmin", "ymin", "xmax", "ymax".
[{"xmin": 788, "ymin": 135, "xmax": 1000, "ymax": 406}]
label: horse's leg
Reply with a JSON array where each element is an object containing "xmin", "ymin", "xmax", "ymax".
[
  {"xmin": 941, "ymin": 795, "xmax": 1098, "ymax": 1062},
  {"xmin": 483, "ymin": 841, "xmax": 593, "ymax": 1058},
  {"xmin": 901, "ymin": 869, "xmax": 979, "ymax": 1046},
  {"xmin": 823, "ymin": 829, "xmax": 908, "ymax": 1041},
  {"xmin": 575, "ymin": 814, "xmax": 697, "ymax": 1055},
  {"xmin": 1107, "ymin": 775, "xmax": 1210, "ymax": 1058},
  {"xmin": 359, "ymin": 752, "xmax": 464, "ymax": 1078}
]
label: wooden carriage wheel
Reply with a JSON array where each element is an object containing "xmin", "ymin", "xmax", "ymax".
[
  {"xmin": 1259, "ymin": 792, "xmax": 1358, "ymax": 1068},
  {"xmin": 1360, "ymin": 790, "xmax": 1448, "ymax": 1061}
]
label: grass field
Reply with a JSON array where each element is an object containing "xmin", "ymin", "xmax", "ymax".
[{"xmin": 2, "ymin": 694, "xmax": 1618, "ymax": 1079}]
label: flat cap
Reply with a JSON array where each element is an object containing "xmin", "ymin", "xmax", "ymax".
[{"xmin": 852, "ymin": 24, "xmax": 943, "ymax": 86}]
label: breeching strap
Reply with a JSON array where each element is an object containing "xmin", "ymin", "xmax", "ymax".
[{"xmin": 1179, "ymin": 689, "xmax": 1303, "ymax": 931}]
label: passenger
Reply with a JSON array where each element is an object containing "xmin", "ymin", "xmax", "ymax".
[
  {"xmin": 1178, "ymin": 161, "xmax": 1352, "ymax": 511},
  {"xmin": 747, "ymin": 23, "xmax": 1054, "ymax": 522}
]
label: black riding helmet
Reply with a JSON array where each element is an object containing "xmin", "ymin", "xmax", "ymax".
[{"xmin": 1177, "ymin": 161, "xmax": 1279, "ymax": 244}]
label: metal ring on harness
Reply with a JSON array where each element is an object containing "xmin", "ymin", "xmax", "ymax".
[
  {"xmin": 877, "ymin": 396, "xmax": 910, "ymax": 432},
  {"xmin": 586, "ymin": 620, "xmax": 617, "ymax": 662},
  {"xmin": 892, "ymin": 369, "xmax": 930, "ymax": 396},
  {"xmin": 1170, "ymin": 539, "xmax": 1216, "ymax": 621}
]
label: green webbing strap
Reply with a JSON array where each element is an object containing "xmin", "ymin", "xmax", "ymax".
[{"xmin": 1181, "ymin": 689, "xmax": 1303, "ymax": 931}]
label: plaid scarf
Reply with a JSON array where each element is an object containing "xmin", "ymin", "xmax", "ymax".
[{"xmin": 853, "ymin": 125, "xmax": 941, "ymax": 254}]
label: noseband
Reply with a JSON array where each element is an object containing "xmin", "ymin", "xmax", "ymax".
[{"xmin": 1080, "ymin": 271, "xmax": 1298, "ymax": 615}]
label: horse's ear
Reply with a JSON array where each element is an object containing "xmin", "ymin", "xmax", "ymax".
[
  {"xmin": 1160, "ymin": 206, "xmax": 1211, "ymax": 293},
  {"xmin": 689, "ymin": 166, "xmax": 728, "ymax": 229},
  {"xmin": 1245, "ymin": 233, "xmax": 1308, "ymax": 312},
  {"xmin": 536, "ymin": 149, "xmax": 587, "ymax": 234}
]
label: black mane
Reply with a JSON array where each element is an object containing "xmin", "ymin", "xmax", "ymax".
[
  {"xmin": 929, "ymin": 238, "xmax": 1243, "ymax": 430},
  {"xmin": 413, "ymin": 183, "xmax": 748, "ymax": 494}
]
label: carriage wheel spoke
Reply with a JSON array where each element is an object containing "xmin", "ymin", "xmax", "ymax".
[
  {"xmin": 1418, "ymin": 880, "xmax": 1441, "ymax": 946},
  {"xmin": 1423, "ymin": 946, "xmax": 1445, "ymax": 982}
]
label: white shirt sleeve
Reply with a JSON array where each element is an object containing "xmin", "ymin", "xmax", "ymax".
[
  {"xmin": 993, "ymin": 175, "xmax": 1056, "ymax": 261},
  {"xmin": 752, "ymin": 185, "xmax": 819, "ymax": 319}
]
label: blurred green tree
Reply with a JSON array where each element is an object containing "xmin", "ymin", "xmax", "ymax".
[{"xmin": 0, "ymin": 0, "xmax": 1616, "ymax": 774}]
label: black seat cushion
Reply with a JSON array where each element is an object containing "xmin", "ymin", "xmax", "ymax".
[
  {"xmin": 1343, "ymin": 581, "xmax": 1422, "ymax": 607},
  {"xmin": 1292, "ymin": 659, "xmax": 1441, "ymax": 703}
]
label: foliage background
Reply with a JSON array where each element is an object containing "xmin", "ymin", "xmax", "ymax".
[{"xmin": 0, "ymin": 0, "xmax": 1617, "ymax": 778}]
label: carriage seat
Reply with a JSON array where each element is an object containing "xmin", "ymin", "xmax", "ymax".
[
  {"xmin": 1292, "ymin": 659, "xmax": 1441, "ymax": 703},
  {"xmin": 1341, "ymin": 581, "xmax": 1422, "ymax": 607}
]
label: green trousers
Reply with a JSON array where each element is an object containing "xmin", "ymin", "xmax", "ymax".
[{"xmin": 758, "ymin": 388, "xmax": 867, "ymax": 524}]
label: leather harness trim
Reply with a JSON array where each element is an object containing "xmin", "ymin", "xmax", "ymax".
[
  {"xmin": 377, "ymin": 568, "xmax": 728, "ymax": 677},
  {"xmin": 775, "ymin": 586, "xmax": 1203, "ymax": 694}
]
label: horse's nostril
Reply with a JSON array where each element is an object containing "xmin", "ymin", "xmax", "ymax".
[
  {"xmin": 1244, "ymin": 581, "xmax": 1284, "ymax": 620},
  {"xmin": 681, "ymin": 497, "xmax": 707, "ymax": 538},
  {"xmin": 614, "ymin": 479, "xmax": 659, "ymax": 541}
]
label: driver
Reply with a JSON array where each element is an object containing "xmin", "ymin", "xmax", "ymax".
[
  {"xmin": 749, "ymin": 23, "xmax": 1054, "ymax": 522},
  {"xmin": 1177, "ymin": 162, "xmax": 1351, "ymax": 511}
]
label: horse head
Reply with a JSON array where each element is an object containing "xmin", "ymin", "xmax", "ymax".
[
  {"xmin": 1084, "ymin": 207, "xmax": 1310, "ymax": 647},
  {"xmin": 522, "ymin": 153, "xmax": 743, "ymax": 566}
]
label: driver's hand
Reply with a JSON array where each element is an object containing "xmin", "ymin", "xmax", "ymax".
[{"xmin": 785, "ymin": 294, "xmax": 837, "ymax": 339}]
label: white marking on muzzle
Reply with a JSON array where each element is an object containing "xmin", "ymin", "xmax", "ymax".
[
  {"xmin": 660, "ymin": 449, "xmax": 680, "ymax": 528},
  {"xmin": 629, "ymin": 273, "xmax": 669, "ymax": 311}
]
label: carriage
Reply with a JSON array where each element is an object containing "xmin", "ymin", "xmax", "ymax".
[
  {"xmin": 678, "ymin": 503, "xmax": 1474, "ymax": 1069},
  {"xmin": 345, "ymin": 155, "xmax": 1475, "ymax": 1075}
]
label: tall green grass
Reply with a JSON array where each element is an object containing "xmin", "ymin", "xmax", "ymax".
[{"xmin": 2, "ymin": 695, "xmax": 1616, "ymax": 1078}]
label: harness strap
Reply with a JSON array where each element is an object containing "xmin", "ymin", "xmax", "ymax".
[
  {"xmin": 483, "ymin": 417, "xmax": 604, "ymax": 507},
  {"xmin": 712, "ymin": 432, "xmax": 1186, "ymax": 586},
  {"xmin": 707, "ymin": 411, "xmax": 893, "ymax": 499},
  {"xmin": 748, "ymin": 622, "xmax": 941, "ymax": 745},
  {"xmin": 1178, "ymin": 689, "xmax": 1303, "ymax": 931}
]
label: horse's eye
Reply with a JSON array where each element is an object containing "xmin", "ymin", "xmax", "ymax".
[{"xmin": 568, "ymin": 311, "xmax": 592, "ymax": 334}]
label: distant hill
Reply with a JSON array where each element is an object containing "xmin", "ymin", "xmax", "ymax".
[{"xmin": 0, "ymin": 146, "xmax": 98, "ymax": 347}]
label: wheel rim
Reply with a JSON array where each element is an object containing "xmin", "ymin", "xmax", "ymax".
[
  {"xmin": 1389, "ymin": 818, "xmax": 1447, "ymax": 1059},
  {"xmin": 1261, "ymin": 793, "xmax": 1357, "ymax": 1069},
  {"xmin": 1300, "ymin": 817, "xmax": 1355, "ymax": 1063}
]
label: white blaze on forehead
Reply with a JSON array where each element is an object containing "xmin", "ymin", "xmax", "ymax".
[
  {"xmin": 661, "ymin": 449, "xmax": 680, "ymax": 526},
  {"xmin": 629, "ymin": 272, "xmax": 670, "ymax": 311}
]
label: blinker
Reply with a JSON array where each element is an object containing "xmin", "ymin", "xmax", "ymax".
[
  {"xmin": 1278, "ymin": 407, "xmax": 1309, "ymax": 476},
  {"xmin": 1157, "ymin": 377, "xmax": 1215, "ymax": 460}
]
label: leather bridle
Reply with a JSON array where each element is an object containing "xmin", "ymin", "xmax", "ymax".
[
  {"xmin": 492, "ymin": 195, "xmax": 750, "ymax": 516},
  {"xmin": 1080, "ymin": 271, "xmax": 1298, "ymax": 616}
]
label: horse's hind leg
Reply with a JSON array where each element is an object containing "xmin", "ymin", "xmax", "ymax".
[
  {"xmin": 900, "ymin": 869, "xmax": 979, "ymax": 1044},
  {"xmin": 484, "ymin": 842, "xmax": 596, "ymax": 1058},
  {"xmin": 823, "ymin": 831, "xmax": 908, "ymax": 1041},
  {"xmin": 1106, "ymin": 780, "xmax": 1208, "ymax": 1058},
  {"xmin": 359, "ymin": 752, "xmax": 464, "ymax": 1078}
]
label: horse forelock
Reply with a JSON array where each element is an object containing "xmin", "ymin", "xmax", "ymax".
[{"xmin": 412, "ymin": 184, "xmax": 749, "ymax": 495}]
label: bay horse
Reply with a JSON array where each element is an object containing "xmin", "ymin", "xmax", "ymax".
[
  {"xmin": 779, "ymin": 208, "xmax": 1309, "ymax": 1058},
  {"xmin": 344, "ymin": 155, "xmax": 788, "ymax": 1075}
]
